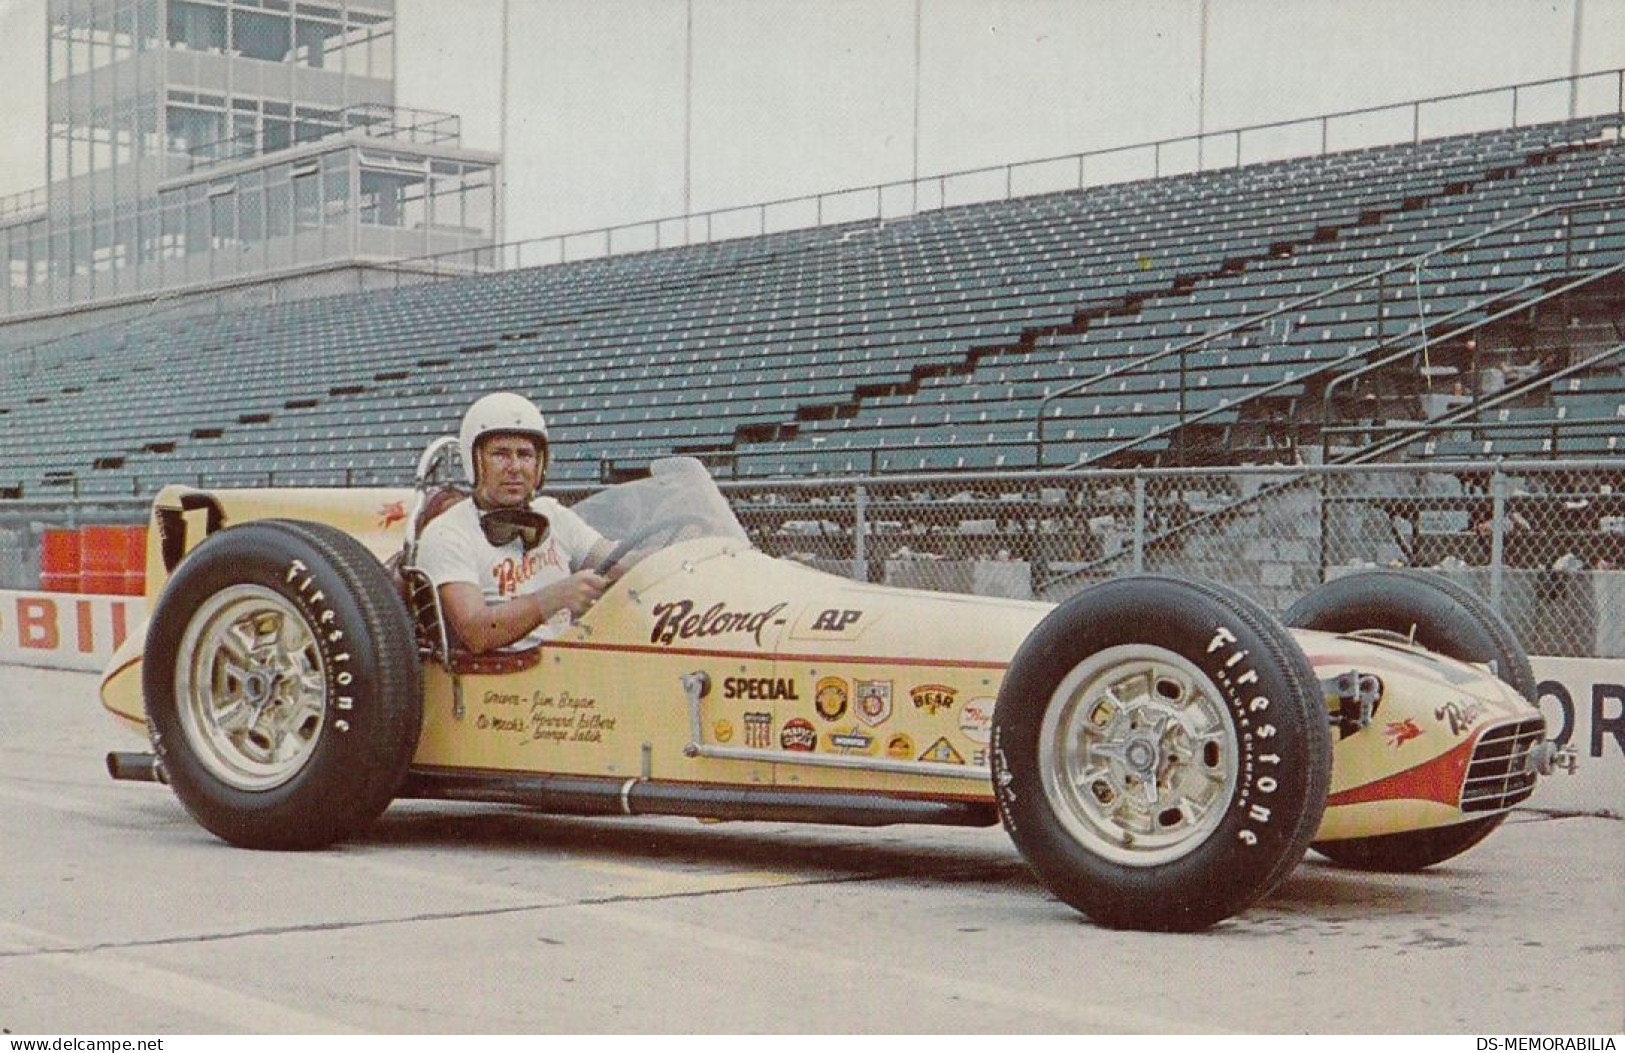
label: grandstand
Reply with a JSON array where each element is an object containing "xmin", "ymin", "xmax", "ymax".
[{"xmin": 2, "ymin": 79, "xmax": 1625, "ymax": 502}]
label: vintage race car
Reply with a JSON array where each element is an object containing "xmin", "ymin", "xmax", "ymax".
[{"xmin": 100, "ymin": 450, "xmax": 1577, "ymax": 931}]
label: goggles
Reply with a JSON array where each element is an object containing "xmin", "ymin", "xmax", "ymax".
[{"xmin": 479, "ymin": 507, "xmax": 551, "ymax": 551}]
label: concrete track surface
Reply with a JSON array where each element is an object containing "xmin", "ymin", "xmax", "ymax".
[{"xmin": 1, "ymin": 666, "xmax": 1620, "ymax": 1035}]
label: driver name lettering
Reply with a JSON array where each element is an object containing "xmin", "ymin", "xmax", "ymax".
[
  {"xmin": 473, "ymin": 690, "xmax": 616, "ymax": 743},
  {"xmin": 649, "ymin": 600, "xmax": 787, "ymax": 647}
]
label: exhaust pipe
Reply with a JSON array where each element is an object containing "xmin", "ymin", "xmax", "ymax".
[{"xmin": 106, "ymin": 751, "xmax": 167, "ymax": 784}]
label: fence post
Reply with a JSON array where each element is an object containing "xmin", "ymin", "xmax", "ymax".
[
  {"xmin": 1490, "ymin": 469, "xmax": 1507, "ymax": 616},
  {"xmin": 1317, "ymin": 468, "xmax": 1330, "ymax": 581},
  {"xmin": 1132, "ymin": 473, "xmax": 1146, "ymax": 573},
  {"xmin": 853, "ymin": 483, "xmax": 869, "ymax": 583}
]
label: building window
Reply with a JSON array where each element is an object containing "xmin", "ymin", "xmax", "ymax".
[
  {"xmin": 293, "ymin": 13, "xmax": 342, "ymax": 70},
  {"xmin": 168, "ymin": 1, "xmax": 227, "ymax": 53},
  {"xmin": 232, "ymin": 8, "xmax": 291, "ymax": 63}
]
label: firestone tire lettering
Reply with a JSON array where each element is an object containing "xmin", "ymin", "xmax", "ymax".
[
  {"xmin": 990, "ymin": 575, "xmax": 1331, "ymax": 932},
  {"xmin": 144, "ymin": 519, "xmax": 423, "ymax": 850}
]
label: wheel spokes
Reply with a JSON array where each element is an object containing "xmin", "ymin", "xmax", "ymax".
[
  {"xmin": 177, "ymin": 585, "xmax": 328, "ymax": 791},
  {"xmin": 1043, "ymin": 645, "xmax": 1241, "ymax": 867}
]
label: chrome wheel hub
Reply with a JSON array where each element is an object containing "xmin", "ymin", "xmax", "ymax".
[
  {"xmin": 175, "ymin": 585, "xmax": 327, "ymax": 791},
  {"xmin": 1038, "ymin": 644, "xmax": 1239, "ymax": 866}
]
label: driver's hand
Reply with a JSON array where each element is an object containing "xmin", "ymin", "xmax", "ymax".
[{"xmin": 543, "ymin": 570, "xmax": 608, "ymax": 619}]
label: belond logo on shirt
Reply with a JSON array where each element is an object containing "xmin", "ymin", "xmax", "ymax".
[{"xmin": 492, "ymin": 542, "xmax": 564, "ymax": 598}]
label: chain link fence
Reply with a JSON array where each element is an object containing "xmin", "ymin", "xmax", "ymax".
[
  {"xmin": 5, "ymin": 460, "xmax": 1624, "ymax": 658},
  {"xmin": 726, "ymin": 459, "xmax": 1625, "ymax": 659}
]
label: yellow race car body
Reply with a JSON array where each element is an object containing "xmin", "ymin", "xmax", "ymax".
[{"xmin": 99, "ymin": 456, "xmax": 1567, "ymax": 929}]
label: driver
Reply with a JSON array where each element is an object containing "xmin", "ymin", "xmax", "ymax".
[{"xmin": 416, "ymin": 392, "xmax": 618, "ymax": 653}]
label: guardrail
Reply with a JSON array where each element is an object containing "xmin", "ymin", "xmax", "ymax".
[{"xmin": 377, "ymin": 67, "xmax": 1625, "ymax": 281}]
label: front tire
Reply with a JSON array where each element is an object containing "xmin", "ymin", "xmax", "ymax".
[
  {"xmin": 144, "ymin": 519, "xmax": 423, "ymax": 849},
  {"xmin": 1284, "ymin": 568, "xmax": 1534, "ymax": 872},
  {"xmin": 992, "ymin": 576, "xmax": 1331, "ymax": 931}
]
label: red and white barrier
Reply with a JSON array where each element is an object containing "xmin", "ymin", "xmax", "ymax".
[{"xmin": 0, "ymin": 589, "xmax": 146, "ymax": 672}]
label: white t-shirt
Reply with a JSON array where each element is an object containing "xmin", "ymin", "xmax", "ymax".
[{"xmin": 416, "ymin": 496, "xmax": 606, "ymax": 649}]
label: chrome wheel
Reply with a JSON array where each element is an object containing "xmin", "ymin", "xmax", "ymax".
[
  {"xmin": 1038, "ymin": 644, "xmax": 1239, "ymax": 867},
  {"xmin": 174, "ymin": 585, "xmax": 327, "ymax": 791}
]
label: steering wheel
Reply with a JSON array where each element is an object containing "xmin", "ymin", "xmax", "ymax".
[{"xmin": 596, "ymin": 514, "xmax": 719, "ymax": 575}]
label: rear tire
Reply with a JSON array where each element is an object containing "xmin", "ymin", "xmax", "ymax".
[
  {"xmin": 992, "ymin": 576, "xmax": 1331, "ymax": 931},
  {"xmin": 144, "ymin": 519, "xmax": 423, "ymax": 849},
  {"xmin": 1284, "ymin": 568, "xmax": 1533, "ymax": 872}
]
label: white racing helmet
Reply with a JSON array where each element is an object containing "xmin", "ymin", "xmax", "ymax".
[{"xmin": 459, "ymin": 391, "xmax": 551, "ymax": 487}]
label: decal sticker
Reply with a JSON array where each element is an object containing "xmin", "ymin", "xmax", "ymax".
[
  {"xmin": 723, "ymin": 677, "xmax": 800, "ymax": 701},
  {"xmin": 744, "ymin": 711, "xmax": 773, "ymax": 749},
  {"xmin": 1384, "ymin": 718, "xmax": 1422, "ymax": 747},
  {"xmin": 855, "ymin": 679, "xmax": 893, "ymax": 726},
  {"xmin": 886, "ymin": 733, "xmax": 914, "ymax": 759},
  {"xmin": 958, "ymin": 696, "xmax": 995, "ymax": 744},
  {"xmin": 810, "ymin": 608, "xmax": 862, "ymax": 632},
  {"xmin": 919, "ymin": 737, "xmax": 966, "ymax": 764},
  {"xmin": 780, "ymin": 717, "xmax": 817, "ymax": 752},
  {"xmin": 1435, "ymin": 698, "xmax": 1489, "ymax": 737},
  {"xmin": 972, "ymin": 748, "xmax": 988, "ymax": 767},
  {"xmin": 815, "ymin": 676, "xmax": 850, "ymax": 721},
  {"xmin": 827, "ymin": 726, "xmax": 877, "ymax": 755},
  {"xmin": 910, "ymin": 683, "xmax": 958, "ymax": 715},
  {"xmin": 377, "ymin": 500, "xmax": 406, "ymax": 529},
  {"xmin": 650, "ymin": 600, "xmax": 788, "ymax": 647},
  {"xmin": 714, "ymin": 719, "xmax": 734, "ymax": 743}
]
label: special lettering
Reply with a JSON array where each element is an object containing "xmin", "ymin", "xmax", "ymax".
[{"xmin": 723, "ymin": 677, "xmax": 801, "ymax": 701}]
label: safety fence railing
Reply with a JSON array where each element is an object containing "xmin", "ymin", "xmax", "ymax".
[
  {"xmin": 6, "ymin": 460, "xmax": 1625, "ymax": 659},
  {"xmin": 378, "ymin": 68, "xmax": 1625, "ymax": 280}
]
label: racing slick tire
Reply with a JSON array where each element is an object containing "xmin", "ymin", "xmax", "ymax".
[
  {"xmin": 991, "ymin": 575, "xmax": 1331, "ymax": 931},
  {"xmin": 144, "ymin": 519, "xmax": 423, "ymax": 850},
  {"xmin": 1283, "ymin": 568, "xmax": 1536, "ymax": 872}
]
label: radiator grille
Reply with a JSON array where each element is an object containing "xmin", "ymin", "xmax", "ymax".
[{"xmin": 1460, "ymin": 716, "xmax": 1547, "ymax": 813}]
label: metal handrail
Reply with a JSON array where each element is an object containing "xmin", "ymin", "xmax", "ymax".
[
  {"xmin": 1035, "ymin": 188, "xmax": 1625, "ymax": 467},
  {"xmin": 1072, "ymin": 260, "xmax": 1625, "ymax": 477},
  {"xmin": 1325, "ymin": 339, "xmax": 1625, "ymax": 463},
  {"xmin": 1031, "ymin": 301, "xmax": 1625, "ymax": 592},
  {"xmin": 593, "ymin": 255, "xmax": 1625, "ymax": 484},
  {"xmin": 380, "ymin": 68, "xmax": 1625, "ymax": 280},
  {"xmin": 1319, "ymin": 195, "xmax": 1625, "ymax": 459},
  {"xmin": 185, "ymin": 103, "xmax": 463, "ymax": 173}
]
